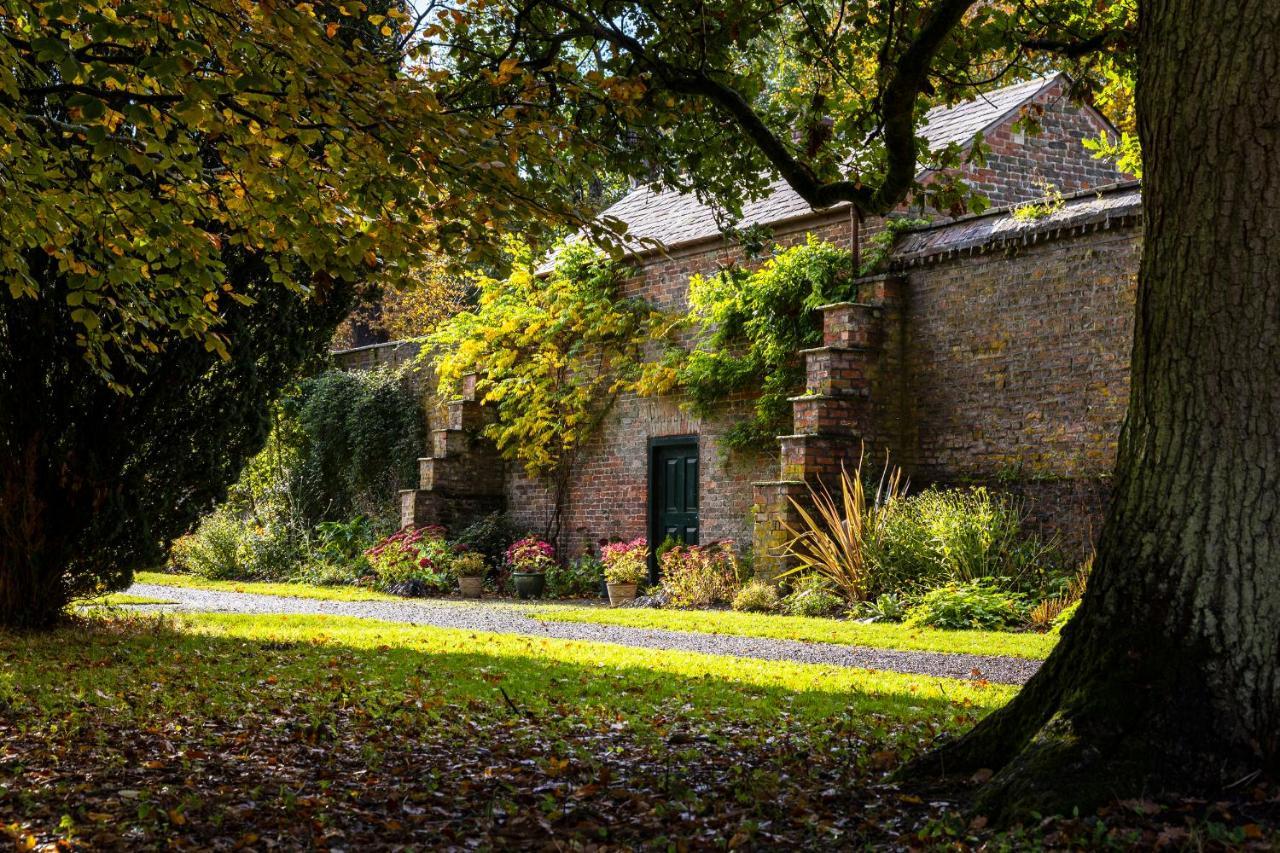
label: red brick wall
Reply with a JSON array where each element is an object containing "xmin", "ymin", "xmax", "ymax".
[
  {"xmin": 897, "ymin": 227, "xmax": 1141, "ymax": 555},
  {"xmin": 960, "ymin": 78, "xmax": 1131, "ymax": 207},
  {"xmin": 500, "ymin": 87, "xmax": 1132, "ymax": 557}
]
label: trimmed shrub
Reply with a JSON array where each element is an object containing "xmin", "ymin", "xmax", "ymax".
[
  {"xmin": 660, "ymin": 542, "xmax": 741, "ymax": 608},
  {"xmin": 905, "ymin": 581, "xmax": 1028, "ymax": 631},
  {"xmin": 733, "ymin": 580, "xmax": 780, "ymax": 613}
]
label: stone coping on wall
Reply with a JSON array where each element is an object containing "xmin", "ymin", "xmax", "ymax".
[
  {"xmin": 331, "ymin": 339, "xmax": 427, "ymax": 371},
  {"xmin": 889, "ymin": 180, "xmax": 1142, "ymax": 268}
]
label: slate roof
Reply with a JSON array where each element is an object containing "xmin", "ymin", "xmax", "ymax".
[
  {"xmin": 597, "ymin": 74, "xmax": 1064, "ymax": 255},
  {"xmin": 891, "ymin": 181, "xmax": 1142, "ymax": 267}
]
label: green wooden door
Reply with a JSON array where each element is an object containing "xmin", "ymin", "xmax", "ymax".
[{"xmin": 650, "ymin": 439, "xmax": 700, "ymax": 579}]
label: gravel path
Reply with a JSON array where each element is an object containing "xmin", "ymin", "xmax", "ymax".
[{"xmin": 128, "ymin": 583, "xmax": 1041, "ymax": 685}]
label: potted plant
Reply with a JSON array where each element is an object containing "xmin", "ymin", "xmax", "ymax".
[
  {"xmin": 602, "ymin": 538, "xmax": 648, "ymax": 605},
  {"xmin": 506, "ymin": 536, "xmax": 555, "ymax": 599},
  {"xmin": 454, "ymin": 551, "xmax": 486, "ymax": 598}
]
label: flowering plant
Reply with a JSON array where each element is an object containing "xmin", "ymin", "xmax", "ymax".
[
  {"xmin": 601, "ymin": 538, "xmax": 648, "ymax": 584},
  {"xmin": 660, "ymin": 541, "xmax": 740, "ymax": 607},
  {"xmin": 364, "ymin": 526, "xmax": 455, "ymax": 593},
  {"xmin": 505, "ymin": 536, "xmax": 556, "ymax": 574}
]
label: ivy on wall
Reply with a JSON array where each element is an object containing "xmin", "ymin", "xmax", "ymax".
[
  {"xmin": 663, "ymin": 236, "xmax": 857, "ymax": 452},
  {"xmin": 229, "ymin": 365, "xmax": 425, "ymax": 533}
]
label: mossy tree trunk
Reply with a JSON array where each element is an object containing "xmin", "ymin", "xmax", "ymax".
[{"xmin": 911, "ymin": 0, "xmax": 1280, "ymax": 817}]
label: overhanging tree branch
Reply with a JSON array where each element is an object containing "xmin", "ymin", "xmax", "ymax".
[{"xmin": 532, "ymin": 0, "xmax": 980, "ymax": 216}]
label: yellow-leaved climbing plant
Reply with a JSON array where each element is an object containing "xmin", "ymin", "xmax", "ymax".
[{"xmin": 430, "ymin": 243, "xmax": 675, "ymax": 539}]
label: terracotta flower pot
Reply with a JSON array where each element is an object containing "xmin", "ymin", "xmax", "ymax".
[
  {"xmin": 512, "ymin": 571, "xmax": 546, "ymax": 600},
  {"xmin": 458, "ymin": 576, "xmax": 484, "ymax": 599},
  {"xmin": 607, "ymin": 582, "xmax": 638, "ymax": 606}
]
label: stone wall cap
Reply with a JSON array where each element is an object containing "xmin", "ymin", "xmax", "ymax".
[
  {"xmin": 813, "ymin": 300, "xmax": 883, "ymax": 312},
  {"xmin": 796, "ymin": 344, "xmax": 876, "ymax": 355},
  {"xmin": 890, "ymin": 180, "xmax": 1142, "ymax": 268},
  {"xmin": 331, "ymin": 339, "xmax": 423, "ymax": 357}
]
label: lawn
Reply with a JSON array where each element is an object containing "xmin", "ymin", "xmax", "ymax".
[
  {"xmin": 4, "ymin": 612, "xmax": 1267, "ymax": 848},
  {"xmin": 1, "ymin": 610, "xmax": 1007, "ymax": 849},
  {"xmin": 133, "ymin": 570, "xmax": 408, "ymax": 603},
  {"xmin": 134, "ymin": 571, "xmax": 1056, "ymax": 659},
  {"xmin": 83, "ymin": 592, "xmax": 177, "ymax": 606},
  {"xmin": 529, "ymin": 606, "xmax": 1058, "ymax": 660}
]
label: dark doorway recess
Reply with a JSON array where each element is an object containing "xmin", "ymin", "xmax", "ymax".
[{"xmin": 648, "ymin": 436, "xmax": 699, "ymax": 582}]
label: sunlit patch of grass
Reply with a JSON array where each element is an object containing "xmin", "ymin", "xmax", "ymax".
[
  {"xmin": 529, "ymin": 606, "xmax": 1056, "ymax": 660},
  {"xmin": 187, "ymin": 612, "xmax": 1015, "ymax": 720},
  {"xmin": 79, "ymin": 593, "xmax": 176, "ymax": 606},
  {"xmin": 1, "ymin": 611, "xmax": 1012, "ymax": 735},
  {"xmin": 132, "ymin": 571, "xmax": 407, "ymax": 602},
  {"xmin": 0, "ymin": 611, "xmax": 1014, "ymax": 849}
]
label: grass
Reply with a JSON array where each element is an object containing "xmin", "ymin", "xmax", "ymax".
[
  {"xmin": 529, "ymin": 606, "xmax": 1058, "ymax": 660},
  {"xmin": 80, "ymin": 592, "xmax": 176, "ymax": 606},
  {"xmin": 0, "ymin": 610, "xmax": 1010, "ymax": 848},
  {"xmin": 2, "ymin": 611, "xmax": 1265, "ymax": 849},
  {"xmin": 133, "ymin": 571, "xmax": 1054, "ymax": 659},
  {"xmin": 133, "ymin": 570, "xmax": 407, "ymax": 602},
  {"xmin": 8, "ymin": 609, "xmax": 1012, "ymax": 723}
]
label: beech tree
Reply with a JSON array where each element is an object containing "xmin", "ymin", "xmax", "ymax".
[
  {"xmin": 442, "ymin": 0, "xmax": 1278, "ymax": 817},
  {"xmin": 0, "ymin": 0, "xmax": 618, "ymax": 627}
]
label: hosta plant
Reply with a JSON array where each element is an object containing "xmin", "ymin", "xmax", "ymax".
[{"xmin": 905, "ymin": 581, "xmax": 1029, "ymax": 631}]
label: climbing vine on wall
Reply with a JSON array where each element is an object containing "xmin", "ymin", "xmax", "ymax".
[
  {"xmin": 430, "ymin": 243, "xmax": 673, "ymax": 540},
  {"xmin": 662, "ymin": 237, "xmax": 858, "ymax": 452}
]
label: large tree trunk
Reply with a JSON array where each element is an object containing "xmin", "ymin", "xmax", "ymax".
[{"xmin": 910, "ymin": 0, "xmax": 1280, "ymax": 817}]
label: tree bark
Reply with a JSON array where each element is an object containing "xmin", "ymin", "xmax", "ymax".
[{"xmin": 910, "ymin": 0, "xmax": 1280, "ymax": 818}]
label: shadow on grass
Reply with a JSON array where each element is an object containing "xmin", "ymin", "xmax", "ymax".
[{"xmin": 0, "ymin": 612, "xmax": 1007, "ymax": 848}]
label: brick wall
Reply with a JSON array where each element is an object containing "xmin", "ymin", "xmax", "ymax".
[
  {"xmin": 895, "ymin": 226, "xmax": 1140, "ymax": 555},
  {"xmin": 335, "ymin": 88, "xmax": 1134, "ymax": 557},
  {"xmin": 509, "ymin": 86, "xmax": 1129, "ymax": 557},
  {"xmin": 958, "ymin": 78, "xmax": 1129, "ymax": 208}
]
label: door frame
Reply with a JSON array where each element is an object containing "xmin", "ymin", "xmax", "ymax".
[{"xmin": 646, "ymin": 434, "xmax": 699, "ymax": 583}]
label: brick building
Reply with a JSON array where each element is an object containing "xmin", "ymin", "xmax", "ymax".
[{"xmin": 347, "ymin": 73, "xmax": 1140, "ymax": 574}]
